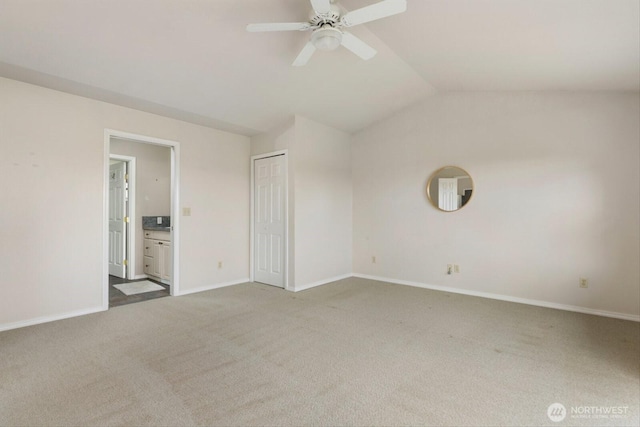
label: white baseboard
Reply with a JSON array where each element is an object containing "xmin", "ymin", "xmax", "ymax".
[
  {"xmin": 133, "ymin": 274, "xmax": 148, "ymax": 280},
  {"xmin": 353, "ymin": 273, "xmax": 640, "ymax": 322},
  {"xmin": 177, "ymin": 278, "xmax": 249, "ymax": 296},
  {"xmin": 294, "ymin": 273, "xmax": 353, "ymax": 292},
  {"xmin": 0, "ymin": 306, "xmax": 106, "ymax": 332}
]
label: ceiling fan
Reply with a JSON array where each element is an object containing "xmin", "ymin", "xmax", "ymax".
[{"xmin": 246, "ymin": 0, "xmax": 407, "ymax": 66}]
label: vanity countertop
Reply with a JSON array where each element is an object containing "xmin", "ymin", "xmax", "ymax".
[{"xmin": 143, "ymin": 226, "xmax": 171, "ymax": 231}]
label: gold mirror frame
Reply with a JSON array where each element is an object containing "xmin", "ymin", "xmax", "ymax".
[{"xmin": 426, "ymin": 166, "xmax": 474, "ymax": 212}]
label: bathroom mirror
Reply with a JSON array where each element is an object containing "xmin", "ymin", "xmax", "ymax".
[{"xmin": 426, "ymin": 166, "xmax": 474, "ymax": 212}]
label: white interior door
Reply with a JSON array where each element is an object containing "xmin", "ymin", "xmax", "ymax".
[
  {"xmin": 109, "ymin": 162, "xmax": 127, "ymax": 278},
  {"xmin": 438, "ymin": 178, "xmax": 458, "ymax": 211},
  {"xmin": 254, "ymin": 155, "xmax": 285, "ymax": 288}
]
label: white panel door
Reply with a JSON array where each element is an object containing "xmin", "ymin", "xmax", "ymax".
[
  {"xmin": 161, "ymin": 242, "xmax": 172, "ymax": 281},
  {"xmin": 254, "ymin": 155, "xmax": 285, "ymax": 288},
  {"xmin": 438, "ymin": 178, "xmax": 458, "ymax": 211},
  {"xmin": 108, "ymin": 162, "xmax": 127, "ymax": 277}
]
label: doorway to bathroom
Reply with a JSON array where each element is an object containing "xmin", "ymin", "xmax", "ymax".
[
  {"xmin": 103, "ymin": 129, "xmax": 180, "ymax": 309},
  {"xmin": 108, "ymin": 153, "xmax": 169, "ymax": 307}
]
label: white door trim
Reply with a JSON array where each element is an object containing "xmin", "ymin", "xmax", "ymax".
[
  {"xmin": 103, "ymin": 129, "xmax": 181, "ymax": 310},
  {"xmin": 109, "ymin": 154, "xmax": 136, "ymax": 280},
  {"xmin": 250, "ymin": 150, "xmax": 290, "ymax": 291}
]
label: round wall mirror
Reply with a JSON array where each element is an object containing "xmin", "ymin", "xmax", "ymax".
[{"xmin": 426, "ymin": 166, "xmax": 474, "ymax": 212}]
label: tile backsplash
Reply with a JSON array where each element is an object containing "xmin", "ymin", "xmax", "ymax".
[{"xmin": 142, "ymin": 216, "xmax": 171, "ymax": 229}]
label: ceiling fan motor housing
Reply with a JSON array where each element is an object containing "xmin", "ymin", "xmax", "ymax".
[{"xmin": 309, "ymin": 5, "xmax": 341, "ymax": 26}]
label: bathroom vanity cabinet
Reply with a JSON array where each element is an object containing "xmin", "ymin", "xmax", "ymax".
[{"xmin": 143, "ymin": 230, "xmax": 171, "ymax": 283}]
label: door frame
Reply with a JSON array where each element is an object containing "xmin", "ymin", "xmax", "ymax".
[
  {"xmin": 103, "ymin": 129, "xmax": 181, "ymax": 310},
  {"xmin": 250, "ymin": 150, "xmax": 290, "ymax": 290},
  {"xmin": 109, "ymin": 154, "xmax": 136, "ymax": 280}
]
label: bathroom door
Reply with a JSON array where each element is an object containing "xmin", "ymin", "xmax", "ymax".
[{"xmin": 109, "ymin": 161, "xmax": 127, "ymax": 278}]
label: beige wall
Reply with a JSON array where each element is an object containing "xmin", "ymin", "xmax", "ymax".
[
  {"xmin": 110, "ymin": 140, "xmax": 171, "ymax": 277},
  {"xmin": 294, "ymin": 116, "xmax": 352, "ymax": 288},
  {"xmin": 352, "ymin": 92, "xmax": 640, "ymax": 317},
  {"xmin": 0, "ymin": 77, "xmax": 250, "ymax": 329}
]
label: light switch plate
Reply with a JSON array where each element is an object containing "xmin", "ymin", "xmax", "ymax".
[{"xmin": 183, "ymin": 207, "xmax": 191, "ymax": 216}]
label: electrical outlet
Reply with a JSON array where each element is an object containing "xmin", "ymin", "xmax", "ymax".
[
  {"xmin": 372, "ymin": 256, "xmax": 376, "ymax": 264},
  {"xmin": 579, "ymin": 278, "xmax": 588, "ymax": 288},
  {"xmin": 454, "ymin": 264, "xmax": 460, "ymax": 273},
  {"xmin": 218, "ymin": 261, "xmax": 223, "ymax": 269}
]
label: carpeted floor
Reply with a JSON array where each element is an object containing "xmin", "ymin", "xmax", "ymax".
[{"xmin": 0, "ymin": 277, "xmax": 638, "ymax": 426}]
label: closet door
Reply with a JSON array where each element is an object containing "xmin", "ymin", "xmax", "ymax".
[{"xmin": 254, "ymin": 155, "xmax": 285, "ymax": 288}]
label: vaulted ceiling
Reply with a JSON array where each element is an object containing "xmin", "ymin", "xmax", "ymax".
[{"xmin": 1, "ymin": 0, "xmax": 638, "ymax": 136}]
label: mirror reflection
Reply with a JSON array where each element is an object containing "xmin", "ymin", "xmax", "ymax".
[{"xmin": 427, "ymin": 166, "xmax": 473, "ymax": 212}]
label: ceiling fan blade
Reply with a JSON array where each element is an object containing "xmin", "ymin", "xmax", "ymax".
[
  {"xmin": 341, "ymin": 32, "xmax": 377, "ymax": 60},
  {"xmin": 246, "ymin": 22, "xmax": 310, "ymax": 32},
  {"xmin": 341, "ymin": 0, "xmax": 407, "ymax": 27},
  {"xmin": 293, "ymin": 42, "xmax": 317, "ymax": 66},
  {"xmin": 310, "ymin": 0, "xmax": 332, "ymax": 14}
]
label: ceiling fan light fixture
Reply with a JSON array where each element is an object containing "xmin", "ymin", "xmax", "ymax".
[{"xmin": 311, "ymin": 26, "xmax": 342, "ymax": 51}]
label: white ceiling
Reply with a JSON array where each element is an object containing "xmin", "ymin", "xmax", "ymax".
[{"xmin": 1, "ymin": 0, "xmax": 638, "ymax": 136}]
